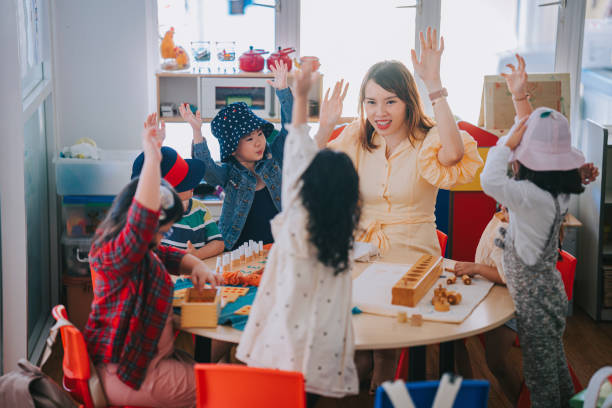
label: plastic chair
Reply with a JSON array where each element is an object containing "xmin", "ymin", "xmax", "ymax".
[
  {"xmin": 375, "ymin": 379, "xmax": 490, "ymax": 408},
  {"xmin": 394, "ymin": 230, "xmax": 447, "ymax": 380},
  {"xmin": 195, "ymin": 364, "xmax": 306, "ymax": 408},
  {"xmin": 514, "ymin": 249, "xmax": 582, "ymax": 407},
  {"xmin": 52, "ymin": 304, "xmax": 150, "ymax": 408}
]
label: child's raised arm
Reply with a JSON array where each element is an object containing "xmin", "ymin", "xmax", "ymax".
[
  {"xmin": 135, "ymin": 113, "xmax": 164, "ymax": 210},
  {"xmin": 267, "ymin": 61, "xmax": 294, "ymax": 163},
  {"xmin": 501, "ymin": 54, "xmax": 533, "ymax": 120},
  {"xmin": 181, "ymin": 104, "xmax": 231, "ymax": 186}
]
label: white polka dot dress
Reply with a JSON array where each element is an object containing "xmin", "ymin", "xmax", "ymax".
[{"xmin": 236, "ymin": 124, "xmax": 358, "ymax": 398}]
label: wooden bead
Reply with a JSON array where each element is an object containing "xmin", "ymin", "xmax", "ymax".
[
  {"xmin": 462, "ymin": 275, "xmax": 472, "ymax": 285},
  {"xmin": 397, "ymin": 311, "xmax": 408, "ymax": 323},
  {"xmin": 447, "ymin": 275, "xmax": 457, "ymax": 285},
  {"xmin": 410, "ymin": 314, "xmax": 423, "ymax": 327}
]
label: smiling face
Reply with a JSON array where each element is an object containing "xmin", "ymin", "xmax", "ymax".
[
  {"xmin": 232, "ymin": 128, "xmax": 266, "ymax": 164},
  {"xmin": 363, "ymin": 79, "xmax": 408, "ymax": 137}
]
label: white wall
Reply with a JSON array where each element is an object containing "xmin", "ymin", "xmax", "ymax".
[
  {"xmin": 53, "ymin": 0, "xmax": 156, "ymax": 150},
  {"xmin": 1, "ymin": 0, "xmax": 29, "ymax": 373}
]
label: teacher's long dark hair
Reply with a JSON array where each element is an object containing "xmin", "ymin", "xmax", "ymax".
[
  {"xmin": 300, "ymin": 149, "xmax": 361, "ymax": 275},
  {"xmin": 92, "ymin": 178, "xmax": 184, "ymax": 249}
]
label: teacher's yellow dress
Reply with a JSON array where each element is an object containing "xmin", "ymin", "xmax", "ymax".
[{"xmin": 329, "ymin": 121, "xmax": 483, "ymax": 263}]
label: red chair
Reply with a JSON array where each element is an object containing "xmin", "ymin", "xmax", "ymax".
[
  {"xmin": 195, "ymin": 364, "xmax": 306, "ymax": 408},
  {"xmin": 394, "ymin": 230, "xmax": 447, "ymax": 380},
  {"xmin": 328, "ymin": 124, "xmax": 348, "ymax": 142},
  {"xmin": 52, "ymin": 304, "xmax": 150, "ymax": 408},
  {"xmin": 515, "ymin": 249, "xmax": 582, "ymax": 407}
]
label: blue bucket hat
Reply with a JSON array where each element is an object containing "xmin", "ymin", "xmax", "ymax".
[
  {"xmin": 211, "ymin": 102, "xmax": 274, "ymax": 162},
  {"xmin": 131, "ymin": 146, "xmax": 205, "ymax": 193}
]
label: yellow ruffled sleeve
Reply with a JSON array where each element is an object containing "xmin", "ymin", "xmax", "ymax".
[
  {"xmin": 417, "ymin": 127, "xmax": 484, "ymax": 189},
  {"xmin": 327, "ymin": 119, "xmax": 361, "ymax": 165}
]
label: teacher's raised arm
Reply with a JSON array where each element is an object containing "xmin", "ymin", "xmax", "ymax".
[{"xmin": 411, "ymin": 27, "xmax": 464, "ymax": 166}]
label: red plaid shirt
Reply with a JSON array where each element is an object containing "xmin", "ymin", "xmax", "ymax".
[{"xmin": 84, "ymin": 200, "xmax": 185, "ymax": 389}]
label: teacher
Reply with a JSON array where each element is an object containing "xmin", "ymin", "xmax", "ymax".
[{"xmin": 316, "ymin": 28, "xmax": 483, "ymax": 263}]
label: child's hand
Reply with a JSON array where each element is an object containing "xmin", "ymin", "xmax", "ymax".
[
  {"xmin": 266, "ymin": 60, "xmax": 288, "ymax": 90},
  {"xmin": 142, "ymin": 113, "xmax": 164, "ymax": 163},
  {"xmin": 186, "ymin": 240, "xmax": 197, "ymax": 255},
  {"xmin": 179, "ymin": 103, "xmax": 202, "ymax": 132},
  {"xmin": 579, "ymin": 162, "xmax": 599, "ymax": 185},
  {"xmin": 505, "ymin": 116, "xmax": 528, "ymax": 150},
  {"xmin": 501, "ymin": 54, "xmax": 528, "ymax": 99},
  {"xmin": 319, "ymin": 80, "xmax": 349, "ymax": 132},
  {"xmin": 411, "ymin": 27, "xmax": 444, "ymax": 91},
  {"xmin": 293, "ymin": 62, "xmax": 318, "ymax": 98},
  {"xmin": 454, "ymin": 262, "xmax": 476, "ymax": 277},
  {"xmin": 190, "ymin": 261, "xmax": 223, "ymax": 290}
]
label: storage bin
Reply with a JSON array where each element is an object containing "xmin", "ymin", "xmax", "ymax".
[
  {"xmin": 63, "ymin": 195, "xmax": 113, "ymax": 237},
  {"xmin": 54, "ymin": 149, "xmax": 139, "ymax": 196},
  {"xmin": 62, "ymin": 235, "xmax": 92, "ymax": 276},
  {"xmin": 63, "ymin": 275, "xmax": 94, "ymax": 331}
]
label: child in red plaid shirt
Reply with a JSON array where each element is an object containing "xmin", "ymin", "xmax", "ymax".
[{"xmin": 84, "ymin": 113, "xmax": 222, "ymax": 408}]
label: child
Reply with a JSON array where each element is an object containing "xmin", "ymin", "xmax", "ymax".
[
  {"xmin": 480, "ymin": 55, "xmax": 598, "ymax": 407},
  {"xmin": 180, "ymin": 61, "xmax": 293, "ymax": 250},
  {"xmin": 236, "ymin": 64, "xmax": 361, "ymax": 402},
  {"xmin": 85, "ymin": 113, "xmax": 222, "ymax": 407},
  {"xmin": 452, "ymin": 208, "xmax": 522, "ymax": 404},
  {"xmin": 132, "ymin": 146, "xmax": 224, "ymax": 259}
]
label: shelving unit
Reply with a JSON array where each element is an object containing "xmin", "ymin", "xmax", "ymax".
[
  {"xmin": 577, "ymin": 120, "xmax": 612, "ymax": 321},
  {"xmin": 157, "ymin": 71, "xmax": 325, "ymax": 123}
]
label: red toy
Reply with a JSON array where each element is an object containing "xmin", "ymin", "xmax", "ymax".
[
  {"xmin": 267, "ymin": 47, "xmax": 295, "ymax": 71},
  {"xmin": 239, "ymin": 46, "xmax": 268, "ymax": 72}
]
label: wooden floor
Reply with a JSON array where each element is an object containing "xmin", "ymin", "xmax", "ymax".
[
  {"xmin": 43, "ymin": 307, "xmax": 612, "ymax": 407},
  {"xmin": 314, "ymin": 307, "xmax": 612, "ymax": 408}
]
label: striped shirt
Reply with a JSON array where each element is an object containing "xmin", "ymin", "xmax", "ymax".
[{"xmin": 162, "ymin": 198, "xmax": 222, "ymax": 249}]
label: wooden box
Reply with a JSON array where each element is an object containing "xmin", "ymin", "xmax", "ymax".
[
  {"xmin": 392, "ymin": 255, "xmax": 442, "ymax": 307},
  {"xmin": 180, "ymin": 288, "xmax": 220, "ymax": 328}
]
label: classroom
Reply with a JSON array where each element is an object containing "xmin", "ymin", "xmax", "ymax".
[{"xmin": 1, "ymin": 1, "xmax": 612, "ymax": 407}]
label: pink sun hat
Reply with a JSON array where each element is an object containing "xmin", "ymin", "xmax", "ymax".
[{"xmin": 508, "ymin": 107, "xmax": 585, "ymax": 171}]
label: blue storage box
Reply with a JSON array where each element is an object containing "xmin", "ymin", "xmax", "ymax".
[
  {"xmin": 62, "ymin": 195, "xmax": 114, "ymax": 237},
  {"xmin": 375, "ymin": 379, "xmax": 489, "ymax": 408}
]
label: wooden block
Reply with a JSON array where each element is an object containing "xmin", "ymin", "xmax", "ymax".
[
  {"xmin": 391, "ymin": 255, "xmax": 443, "ymax": 307},
  {"xmin": 410, "ymin": 314, "xmax": 423, "ymax": 327},
  {"xmin": 234, "ymin": 305, "xmax": 251, "ymax": 316},
  {"xmin": 180, "ymin": 288, "xmax": 220, "ymax": 328},
  {"xmin": 434, "ymin": 297, "xmax": 450, "ymax": 312},
  {"xmin": 397, "ymin": 311, "xmax": 408, "ymax": 323}
]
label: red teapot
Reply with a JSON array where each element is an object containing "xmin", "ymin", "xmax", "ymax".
[
  {"xmin": 239, "ymin": 46, "xmax": 268, "ymax": 72},
  {"xmin": 267, "ymin": 47, "xmax": 296, "ymax": 71}
]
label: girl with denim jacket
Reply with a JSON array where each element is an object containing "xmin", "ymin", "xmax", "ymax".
[{"xmin": 180, "ymin": 62, "xmax": 293, "ymax": 250}]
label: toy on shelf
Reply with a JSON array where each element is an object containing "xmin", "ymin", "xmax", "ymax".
[
  {"xmin": 180, "ymin": 287, "xmax": 220, "ymax": 328},
  {"xmin": 219, "ymin": 240, "xmax": 269, "ymax": 287},
  {"xmin": 391, "ymin": 255, "xmax": 442, "ymax": 307},
  {"xmin": 160, "ymin": 27, "xmax": 190, "ymax": 70}
]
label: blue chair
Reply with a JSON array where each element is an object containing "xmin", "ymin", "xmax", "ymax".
[{"xmin": 375, "ymin": 379, "xmax": 490, "ymax": 408}]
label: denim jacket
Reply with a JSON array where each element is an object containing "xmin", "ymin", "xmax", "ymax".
[{"xmin": 193, "ymin": 87, "xmax": 293, "ymax": 250}]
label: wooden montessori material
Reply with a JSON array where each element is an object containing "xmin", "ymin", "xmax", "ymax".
[
  {"xmin": 180, "ymin": 288, "xmax": 220, "ymax": 329},
  {"xmin": 391, "ymin": 255, "xmax": 443, "ymax": 307}
]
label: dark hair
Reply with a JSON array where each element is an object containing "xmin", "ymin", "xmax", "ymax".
[
  {"xmin": 515, "ymin": 162, "xmax": 584, "ymax": 197},
  {"xmin": 92, "ymin": 178, "xmax": 183, "ymax": 249},
  {"xmin": 358, "ymin": 61, "xmax": 435, "ymax": 152},
  {"xmin": 300, "ymin": 149, "xmax": 361, "ymax": 275}
]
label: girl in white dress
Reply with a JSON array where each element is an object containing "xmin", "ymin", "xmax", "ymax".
[{"xmin": 236, "ymin": 64, "xmax": 361, "ymax": 401}]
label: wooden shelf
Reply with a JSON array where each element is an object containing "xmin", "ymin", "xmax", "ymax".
[{"xmin": 160, "ymin": 116, "xmax": 356, "ymax": 125}]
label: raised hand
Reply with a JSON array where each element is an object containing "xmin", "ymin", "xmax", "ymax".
[
  {"xmin": 293, "ymin": 61, "xmax": 318, "ymax": 98},
  {"xmin": 266, "ymin": 60, "xmax": 288, "ymax": 90},
  {"xmin": 142, "ymin": 113, "xmax": 164, "ymax": 163},
  {"xmin": 579, "ymin": 162, "xmax": 599, "ymax": 185},
  {"xmin": 178, "ymin": 103, "xmax": 202, "ymax": 131},
  {"xmin": 411, "ymin": 27, "xmax": 444, "ymax": 90},
  {"xmin": 501, "ymin": 54, "xmax": 528, "ymax": 98},
  {"xmin": 319, "ymin": 79, "xmax": 349, "ymax": 131}
]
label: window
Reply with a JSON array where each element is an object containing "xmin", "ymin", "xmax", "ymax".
[
  {"xmin": 300, "ymin": 0, "xmax": 416, "ymax": 118},
  {"xmin": 158, "ymin": 0, "xmax": 276, "ymax": 71},
  {"xmin": 440, "ymin": 0, "xmax": 519, "ymax": 123}
]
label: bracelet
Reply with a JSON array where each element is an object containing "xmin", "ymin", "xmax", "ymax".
[
  {"xmin": 512, "ymin": 93, "xmax": 530, "ymax": 102},
  {"xmin": 428, "ymin": 87, "xmax": 448, "ymax": 102}
]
